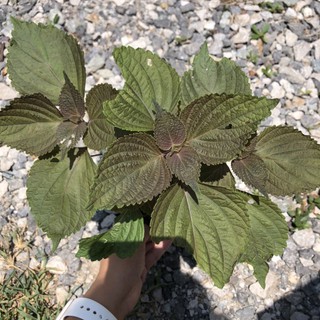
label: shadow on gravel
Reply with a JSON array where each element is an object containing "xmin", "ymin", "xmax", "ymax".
[
  {"xmin": 126, "ymin": 242, "xmax": 320, "ymax": 320},
  {"xmin": 257, "ymin": 276, "xmax": 320, "ymax": 320},
  {"xmin": 127, "ymin": 245, "xmax": 230, "ymax": 320}
]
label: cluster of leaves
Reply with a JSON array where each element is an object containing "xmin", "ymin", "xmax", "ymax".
[
  {"xmin": 1, "ymin": 18, "xmax": 320, "ymax": 288},
  {"xmin": 251, "ymin": 23, "xmax": 270, "ymax": 43},
  {"xmin": 288, "ymin": 192, "xmax": 320, "ymax": 230},
  {"xmin": 259, "ymin": 2, "xmax": 284, "ymax": 13}
]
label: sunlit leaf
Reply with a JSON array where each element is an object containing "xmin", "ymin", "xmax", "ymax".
[
  {"xmin": 180, "ymin": 94, "xmax": 278, "ymax": 165},
  {"xmin": 84, "ymin": 84, "xmax": 118, "ymax": 150},
  {"xmin": 239, "ymin": 193, "xmax": 288, "ymax": 287},
  {"xmin": 150, "ymin": 183, "xmax": 249, "ymax": 288},
  {"xmin": 254, "ymin": 126, "xmax": 320, "ymax": 196},
  {"xmin": 103, "ymin": 46, "xmax": 180, "ymax": 131},
  {"xmin": 8, "ymin": 18, "xmax": 85, "ymax": 105},
  {"xmin": 88, "ymin": 133, "xmax": 172, "ymax": 211},
  {"xmin": 0, "ymin": 94, "xmax": 63, "ymax": 156},
  {"xmin": 76, "ymin": 209, "xmax": 144, "ymax": 260},
  {"xmin": 181, "ymin": 43, "xmax": 251, "ymax": 107},
  {"xmin": 154, "ymin": 110, "xmax": 186, "ymax": 151},
  {"xmin": 27, "ymin": 149, "xmax": 97, "ymax": 249}
]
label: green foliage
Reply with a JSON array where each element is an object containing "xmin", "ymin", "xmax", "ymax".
[
  {"xmin": 0, "ymin": 268, "xmax": 62, "ymax": 320},
  {"xmin": 251, "ymin": 23, "xmax": 270, "ymax": 43},
  {"xmin": 8, "ymin": 18, "xmax": 85, "ymax": 105},
  {"xmin": 259, "ymin": 2, "xmax": 284, "ymax": 13},
  {"xmin": 77, "ymin": 210, "xmax": 144, "ymax": 260},
  {"xmin": 27, "ymin": 149, "xmax": 96, "ymax": 250},
  {"xmin": 261, "ymin": 65, "xmax": 276, "ymax": 78},
  {"xmin": 103, "ymin": 46, "xmax": 180, "ymax": 131},
  {"xmin": 288, "ymin": 192, "xmax": 320, "ymax": 230},
  {"xmin": 2, "ymin": 18, "xmax": 320, "ymax": 288},
  {"xmin": 181, "ymin": 43, "xmax": 251, "ymax": 107}
]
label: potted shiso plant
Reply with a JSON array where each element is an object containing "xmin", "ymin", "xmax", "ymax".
[{"xmin": 1, "ymin": 18, "xmax": 320, "ymax": 288}]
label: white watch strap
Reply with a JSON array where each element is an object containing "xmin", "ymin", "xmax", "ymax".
[{"xmin": 56, "ymin": 297, "xmax": 117, "ymax": 320}]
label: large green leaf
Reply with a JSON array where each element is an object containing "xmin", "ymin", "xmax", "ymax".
[
  {"xmin": 150, "ymin": 183, "xmax": 249, "ymax": 288},
  {"xmin": 27, "ymin": 149, "xmax": 96, "ymax": 250},
  {"xmin": 7, "ymin": 18, "xmax": 86, "ymax": 105},
  {"xmin": 84, "ymin": 84, "xmax": 118, "ymax": 150},
  {"xmin": 181, "ymin": 43, "xmax": 251, "ymax": 107},
  {"xmin": 88, "ymin": 133, "xmax": 172, "ymax": 211},
  {"xmin": 0, "ymin": 94, "xmax": 63, "ymax": 156},
  {"xmin": 253, "ymin": 126, "xmax": 320, "ymax": 196},
  {"xmin": 76, "ymin": 209, "xmax": 144, "ymax": 260},
  {"xmin": 180, "ymin": 94, "xmax": 278, "ymax": 165},
  {"xmin": 103, "ymin": 46, "xmax": 180, "ymax": 131},
  {"xmin": 239, "ymin": 193, "xmax": 288, "ymax": 287}
]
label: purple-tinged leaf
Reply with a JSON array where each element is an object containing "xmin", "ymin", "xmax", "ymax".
[
  {"xmin": 0, "ymin": 94, "xmax": 63, "ymax": 156},
  {"xmin": 154, "ymin": 110, "xmax": 186, "ymax": 151},
  {"xmin": 165, "ymin": 146, "xmax": 200, "ymax": 186},
  {"xmin": 232, "ymin": 154, "xmax": 268, "ymax": 195},
  {"xmin": 84, "ymin": 84, "xmax": 118, "ymax": 150},
  {"xmin": 88, "ymin": 133, "xmax": 172, "ymax": 211},
  {"xmin": 59, "ymin": 74, "xmax": 85, "ymax": 123}
]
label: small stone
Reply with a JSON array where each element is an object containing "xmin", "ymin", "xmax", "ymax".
[
  {"xmin": 292, "ymin": 229, "xmax": 316, "ymax": 249},
  {"xmin": 204, "ymin": 20, "xmax": 215, "ymax": 31},
  {"xmin": 302, "ymin": 6, "xmax": 314, "ymax": 18},
  {"xmin": 235, "ymin": 306, "xmax": 255, "ymax": 319},
  {"xmin": 152, "ymin": 287, "xmax": 163, "ymax": 302},
  {"xmin": 260, "ymin": 313, "xmax": 273, "ymax": 320},
  {"xmin": 290, "ymin": 111, "xmax": 304, "ymax": 120},
  {"xmin": 18, "ymin": 187, "xmax": 27, "ymax": 200},
  {"xmin": 86, "ymin": 54, "xmax": 105, "ymax": 73},
  {"xmin": 70, "ymin": 0, "xmax": 81, "ymax": 5},
  {"xmin": 290, "ymin": 312, "xmax": 310, "ymax": 320},
  {"xmin": 232, "ymin": 27, "xmax": 250, "ymax": 44},
  {"xmin": 249, "ymin": 282, "xmax": 267, "ymax": 299},
  {"xmin": 0, "ymin": 83, "xmax": 18, "ymax": 100},
  {"xmin": 0, "ymin": 158, "xmax": 14, "ymax": 171},
  {"xmin": 0, "ymin": 180, "xmax": 8, "ymax": 197},
  {"xmin": 56, "ymin": 287, "xmax": 69, "ymax": 305},
  {"xmin": 181, "ymin": 3, "xmax": 195, "ymax": 13},
  {"xmin": 314, "ymin": 39, "xmax": 320, "ymax": 60},
  {"xmin": 49, "ymin": 9, "xmax": 65, "ymax": 25},
  {"xmin": 270, "ymin": 82, "xmax": 286, "ymax": 99},
  {"xmin": 279, "ymin": 66, "xmax": 306, "ymax": 84},
  {"xmin": 285, "ymin": 29, "xmax": 298, "ymax": 47},
  {"xmin": 29, "ymin": 257, "xmax": 40, "ymax": 270},
  {"xmin": 234, "ymin": 14, "xmax": 250, "ymax": 27},
  {"xmin": 299, "ymin": 257, "xmax": 314, "ymax": 267},
  {"xmin": 313, "ymin": 237, "xmax": 320, "ymax": 253},
  {"xmin": 46, "ymin": 256, "xmax": 68, "ymax": 274},
  {"xmin": 294, "ymin": 41, "xmax": 312, "ymax": 61},
  {"xmin": 282, "ymin": 0, "xmax": 299, "ymax": 6}
]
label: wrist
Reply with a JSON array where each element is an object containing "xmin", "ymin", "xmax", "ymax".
[{"xmin": 84, "ymin": 281, "xmax": 130, "ymax": 320}]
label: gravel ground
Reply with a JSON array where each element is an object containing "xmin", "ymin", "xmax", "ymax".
[{"xmin": 0, "ymin": 0, "xmax": 320, "ymax": 319}]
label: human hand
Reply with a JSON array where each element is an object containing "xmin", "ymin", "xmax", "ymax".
[{"xmin": 81, "ymin": 226, "xmax": 172, "ymax": 320}]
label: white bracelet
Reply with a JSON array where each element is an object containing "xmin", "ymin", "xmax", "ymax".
[{"xmin": 56, "ymin": 297, "xmax": 117, "ymax": 320}]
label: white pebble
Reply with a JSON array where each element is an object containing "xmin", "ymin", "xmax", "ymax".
[
  {"xmin": 46, "ymin": 256, "xmax": 68, "ymax": 274},
  {"xmin": 0, "ymin": 180, "xmax": 8, "ymax": 197}
]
